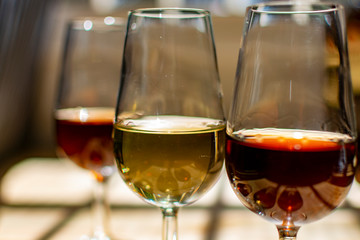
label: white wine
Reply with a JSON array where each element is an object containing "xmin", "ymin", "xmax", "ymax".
[{"xmin": 113, "ymin": 116, "xmax": 225, "ymax": 208}]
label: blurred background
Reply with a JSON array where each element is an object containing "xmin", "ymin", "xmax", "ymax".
[{"xmin": 1, "ymin": 0, "xmax": 360, "ymax": 239}]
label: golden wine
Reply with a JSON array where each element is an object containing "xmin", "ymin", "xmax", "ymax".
[{"xmin": 113, "ymin": 116, "xmax": 225, "ymax": 207}]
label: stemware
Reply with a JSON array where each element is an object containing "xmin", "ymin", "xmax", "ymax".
[
  {"xmin": 225, "ymin": 3, "xmax": 357, "ymax": 240},
  {"xmin": 54, "ymin": 17, "xmax": 125, "ymax": 240},
  {"xmin": 113, "ymin": 8, "xmax": 225, "ymax": 240}
]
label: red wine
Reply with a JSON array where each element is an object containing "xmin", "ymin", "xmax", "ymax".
[
  {"xmin": 225, "ymin": 129, "xmax": 356, "ymax": 226},
  {"xmin": 55, "ymin": 108, "xmax": 115, "ymax": 180}
]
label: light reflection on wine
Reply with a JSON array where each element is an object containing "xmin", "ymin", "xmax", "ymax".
[{"xmin": 226, "ymin": 129, "xmax": 356, "ymax": 227}]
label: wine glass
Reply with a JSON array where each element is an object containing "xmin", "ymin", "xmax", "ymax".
[
  {"xmin": 54, "ymin": 17, "xmax": 125, "ymax": 240},
  {"xmin": 113, "ymin": 8, "xmax": 225, "ymax": 240},
  {"xmin": 225, "ymin": 3, "xmax": 357, "ymax": 240}
]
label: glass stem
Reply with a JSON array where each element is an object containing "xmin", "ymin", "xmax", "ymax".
[
  {"xmin": 161, "ymin": 207, "xmax": 179, "ymax": 240},
  {"xmin": 92, "ymin": 177, "xmax": 110, "ymax": 239},
  {"xmin": 277, "ymin": 225, "xmax": 299, "ymax": 240}
]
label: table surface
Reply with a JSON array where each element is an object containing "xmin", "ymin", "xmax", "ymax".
[{"xmin": 1, "ymin": 157, "xmax": 360, "ymax": 240}]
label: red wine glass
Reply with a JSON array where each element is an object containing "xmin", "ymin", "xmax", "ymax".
[
  {"xmin": 225, "ymin": 3, "xmax": 357, "ymax": 240},
  {"xmin": 54, "ymin": 17, "xmax": 125, "ymax": 240}
]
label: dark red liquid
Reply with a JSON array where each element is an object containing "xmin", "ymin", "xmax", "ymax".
[
  {"xmin": 225, "ymin": 132, "xmax": 356, "ymax": 226},
  {"xmin": 55, "ymin": 109, "xmax": 115, "ymax": 179}
]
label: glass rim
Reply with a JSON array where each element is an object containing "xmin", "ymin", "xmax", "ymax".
[
  {"xmin": 249, "ymin": 2, "xmax": 342, "ymax": 14},
  {"xmin": 129, "ymin": 7, "xmax": 210, "ymax": 19},
  {"xmin": 69, "ymin": 16, "xmax": 126, "ymax": 31}
]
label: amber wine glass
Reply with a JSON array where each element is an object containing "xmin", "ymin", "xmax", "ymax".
[
  {"xmin": 113, "ymin": 8, "xmax": 225, "ymax": 240},
  {"xmin": 54, "ymin": 17, "xmax": 125, "ymax": 240},
  {"xmin": 225, "ymin": 3, "xmax": 357, "ymax": 240}
]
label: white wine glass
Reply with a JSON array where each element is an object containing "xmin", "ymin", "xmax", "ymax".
[
  {"xmin": 113, "ymin": 8, "xmax": 226, "ymax": 240},
  {"xmin": 225, "ymin": 3, "xmax": 357, "ymax": 240},
  {"xmin": 54, "ymin": 17, "xmax": 125, "ymax": 240}
]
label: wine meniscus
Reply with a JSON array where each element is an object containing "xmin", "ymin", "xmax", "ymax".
[
  {"xmin": 113, "ymin": 116, "xmax": 225, "ymax": 208},
  {"xmin": 226, "ymin": 128, "xmax": 356, "ymax": 226}
]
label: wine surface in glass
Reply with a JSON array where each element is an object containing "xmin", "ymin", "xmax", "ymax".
[
  {"xmin": 226, "ymin": 128, "xmax": 356, "ymax": 226},
  {"xmin": 55, "ymin": 107, "xmax": 115, "ymax": 179},
  {"xmin": 113, "ymin": 116, "xmax": 225, "ymax": 208}
]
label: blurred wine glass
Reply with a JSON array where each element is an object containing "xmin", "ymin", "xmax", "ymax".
[
  {"xmin": 225, "ymin": 3, "xmax": 357, "ymax": 240},
  {"xmin": 54, "ymin": 17, "xmax": 125, "ymax": 240},
  {"xmin": 113, "ymin": 8, "xmax": 225, "ymax": 240}
]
